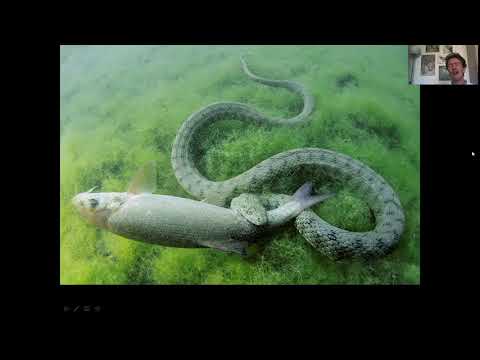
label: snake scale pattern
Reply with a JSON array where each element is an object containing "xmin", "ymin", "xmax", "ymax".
[{"xmin": 171, "ymin": 57, "xmax": 405, "ymax": 260}]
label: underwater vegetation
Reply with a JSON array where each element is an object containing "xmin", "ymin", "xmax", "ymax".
[{"xmin": 60, "ymin": 45, "xmax": 420, "ymax": 284}]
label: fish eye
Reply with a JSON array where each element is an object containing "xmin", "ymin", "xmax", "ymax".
[{"xmin": 89, "ymin": 198, "xmax": 99, "ymax": 208}]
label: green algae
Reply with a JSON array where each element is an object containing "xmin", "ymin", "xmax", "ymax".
[{"xmin": 60, "ymin": 45, "xmax": 420, "ymax": 285}]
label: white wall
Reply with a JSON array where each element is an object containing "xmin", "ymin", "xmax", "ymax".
[
  {"xmin": 411, "ymin": 45, "xmax": 470, "ymax": 85},
  {"xmin": 476, "ymin": 45, "xmax": 478, "ymax": 67}
]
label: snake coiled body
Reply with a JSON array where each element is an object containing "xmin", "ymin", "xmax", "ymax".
[{"xmin": 171, "ymin": 57, "xmax": 405, "ymax": 260}]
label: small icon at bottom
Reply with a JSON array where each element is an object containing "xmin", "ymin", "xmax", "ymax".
[{"xmin": 64, "ymin": 304, "xmax": 102, "ymax": 312}]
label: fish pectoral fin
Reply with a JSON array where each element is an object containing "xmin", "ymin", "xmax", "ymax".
[
  {"xmin": 127, "ymin": 161, "xmax": 157, "ymax": 195},
  {"xmin": 199, "ymin": 238, "xmax": 248, "ymax": 256}
]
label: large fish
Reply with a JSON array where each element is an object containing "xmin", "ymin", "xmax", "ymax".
[{"xmin": 72, "ymin": 162, "xmax": 333, "ymax": 255}]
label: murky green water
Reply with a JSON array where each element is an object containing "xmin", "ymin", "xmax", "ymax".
[{"xmin": 60, "ymin": 45, "xmax": 420, "ymax": 284}]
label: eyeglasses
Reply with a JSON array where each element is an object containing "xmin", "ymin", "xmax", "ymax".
[{"xmin": 447, "ymin": 61, "xmax": 463, "ymax": 68}]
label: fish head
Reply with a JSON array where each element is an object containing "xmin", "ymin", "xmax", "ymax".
[
  {"xmin": 72, "ymin": 161, "xmax": 156, "ymax": 228},
  {"xmin": 72, "ymin": 190, "xmax": 128, "ymax": 229}
]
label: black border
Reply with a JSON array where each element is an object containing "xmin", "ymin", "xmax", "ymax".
[{"xmin": 52, "ymin": 26, "xmax": 479, "ymax": 315}]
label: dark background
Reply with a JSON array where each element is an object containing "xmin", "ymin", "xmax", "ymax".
[{"xmin": 46, "ymin": 17, "xmax": 480, "ymax": 317}]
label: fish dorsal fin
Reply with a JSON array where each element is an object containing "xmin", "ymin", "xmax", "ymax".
[
  {"xmin": 87, "ymin": 186, "xmax": 98, "ymax": 193},
  {"xmin": 127, "ymin": 161, "xmax": 157, "ymax": 195}
]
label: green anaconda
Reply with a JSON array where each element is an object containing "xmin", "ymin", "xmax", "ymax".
[{"xmin": 171, "ymin": 57, "xmax": 405, "ymax": 260}]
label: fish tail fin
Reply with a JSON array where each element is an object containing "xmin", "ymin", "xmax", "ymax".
[{"xmin": 293, "ymin": 182, "xmax": 335, "ymax": 211}]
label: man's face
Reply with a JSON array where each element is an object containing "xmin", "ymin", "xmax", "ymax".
[{"xmin": 447, "ymin": 58, "xmax": 465, "ymax": 82}]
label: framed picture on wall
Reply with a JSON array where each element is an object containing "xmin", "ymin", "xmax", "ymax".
[
  {"xmin": 421, "ymin": 55, "xmax": 436, "ymax": 76},
  {"xmin": 441, "ymin": 45, "xmax": 454, "ymax": 54},
  {"xmin": 439, "ymin": 66, "xmax": 450, "ymax": 81},
  {"xmin": 426, "ymin": 45, "xmax": 440, "ymax": 52},
  {"xmin": 438, "ymin": 55, "xmax": 446, "ymax": 66}
]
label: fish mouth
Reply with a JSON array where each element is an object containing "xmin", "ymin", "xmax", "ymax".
[
  {"xmin": 71, "ymin": 195, "xmax": 83, "ymax": 209},
  {"xmin": 71, "ymin": 194, "xmax": 89, "ymax": 215}
]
